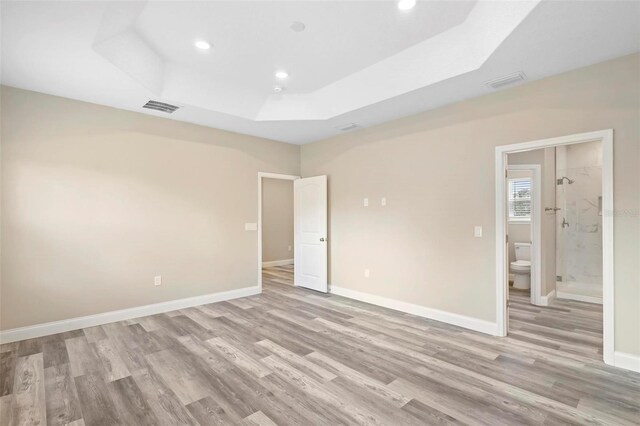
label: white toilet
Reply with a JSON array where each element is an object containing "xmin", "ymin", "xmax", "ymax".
[{"xmin": 511, "ymin": 242, "xmax": 531, "ymax": 290}]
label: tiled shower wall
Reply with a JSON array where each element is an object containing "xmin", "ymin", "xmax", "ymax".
[{"xmin": 555, "ymin": 141, "xmax": 603, "ymax": 303}]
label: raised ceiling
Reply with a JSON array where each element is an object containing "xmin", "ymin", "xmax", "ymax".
[{"xmin": 2, "ymin": 1, "xmax": 639, "ymax": 144}]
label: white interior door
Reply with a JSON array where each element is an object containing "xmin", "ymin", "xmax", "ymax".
[{"xmin": 294, "ymin": 175, "xmax": 328, "ymax": 292}]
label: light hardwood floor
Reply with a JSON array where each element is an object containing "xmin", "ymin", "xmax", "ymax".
[
  {"xmin": 0, "ymin": 269, "xmax": 637, "ymax": 425},
  {"xmin": 262, "ymin": 264, "xmax": 294, "ymax": 287}
]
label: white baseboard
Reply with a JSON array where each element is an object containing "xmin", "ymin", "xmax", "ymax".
[
  {"xmin": 262, "ymin": 259, "xmax": 294, "ymax": 267},
  {"xmin": 538, "ymin": 289, "xmax": 556, "ymax": 306},
  {"xmin": 613, "ymin": 351, "xmax": 640, "ymax": 373},
  {"xmin": 0, "ymin": 285, "xmax": 260, "ymax": 344},
  {"xmin": 330, "ymin": 285, "xmax": 499, "ymax": 336},
  {"xmin": 556, "ymin": 290, "xmax": 602, "ymax": 305}
]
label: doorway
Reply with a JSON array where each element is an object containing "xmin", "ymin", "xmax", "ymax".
[
  {"xmin": 258, "ymin": 173, "xmax": 299, "ymax": 290},
  {"xmin": 257, "ymin": 173, "xmax": 329, "ymax": 293},
  {"xmin": 261, "ymin": 175, "xmax": 296, "ymax": 288},
  {"xmin": 495, "ymin": 130, "xmax": 614, "ymax": 366},
  {"xmin": 506, "ymin": 164, "xmax": 541, "ymax": 307}
]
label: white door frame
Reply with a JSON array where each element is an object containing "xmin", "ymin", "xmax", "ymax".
[
  {"xmin": 495, "ymin": 129, "xmax": 614, "ymax": 365},
  {"xmin": 258, "ymin": 172, "xmax": 300, "ymax": 292},
  {"xmin": 506, "ymin": 164, "xmax": 542, "ymax": 306}
]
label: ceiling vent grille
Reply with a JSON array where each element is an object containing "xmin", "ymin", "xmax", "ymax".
[
  {"xmin": 485, "ymin": 72, "xmax": 526, "ymax": 89},
  {"xmin": 335, "ymin": 123, "xmax": 359, "ymax": 132},
  {"xmin": 142, "ymin": 100, "xmax": 180, "ymax": 114}
]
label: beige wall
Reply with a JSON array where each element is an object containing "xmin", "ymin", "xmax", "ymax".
[
  {"xmin": 262, "ymin": 178, "xmax": 294, "ymax": 263},
  {"xmin": 0, "ymin": 86, "xmax": 300, "ymax": 330},
  {"xmin": 1, "ymin": 55, "xmax": 639, "ymax": 358},
  {"xmin": 508, "ymin": 148, "xmax": 557, "ymax": 296},
  {"xmin": 301, "ymin": 54, "xmax": 640, "ymax": 356}
]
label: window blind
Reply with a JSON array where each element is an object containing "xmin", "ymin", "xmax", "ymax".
[{"xmin": 508, "ymin": 178, "xmax": 531, "ymax": 220}]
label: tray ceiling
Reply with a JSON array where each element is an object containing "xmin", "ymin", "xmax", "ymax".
[{"xmin": 2, "ymin": 1, "xmax": 639, "ymax": 143}]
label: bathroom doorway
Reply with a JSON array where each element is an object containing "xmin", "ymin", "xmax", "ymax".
[
  {"xmin": 495, "ymin": 130, "xmax": 614, "ymax": 366},
  {"xmin": 505, "ymin": 164, "xmax": 542, "ymax": 307}
]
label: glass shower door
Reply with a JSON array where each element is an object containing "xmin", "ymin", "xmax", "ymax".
[{"xmin": 555, "ymin": 163, "xmax": 603, "ymax": 303}]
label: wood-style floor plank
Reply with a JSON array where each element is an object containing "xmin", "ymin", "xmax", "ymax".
[
  {"xmin": 107, "ymin": 376, "xmax": 158, "ymax": 425},
  {"xmin": 73, "ymin": 374, "xmax": 119, "ymax": 426},
  {"xmin": 239, "ymin": 410, "xmax": 278, "ymax": 426},
  {"xmin": 186, "ymin": 396, "xmax": 232, "ymax": 425},
  {"xmin": 131, "ymin": 367, "xmax": 198, "ymax": 426},
  {"xmin": 0, "ymin": 266, "xmax": 637, "ymax": 425},
  {"xmin": 64, "ymin": 337, "xmax": 103, "ymax": 379},
  {"xmin": 93, "ymin": 340, "xmax": 130, "ymax": 383},
  {"xmin": 0, "ymin": 395, "xmax": 13, "ymax": 426},
  {"xmin": 43, "ymin": 363, "xmax": 82, "ymax": 426},
  {"xmin": 12, "ymin": 353, "xmax": 46, "ymax": 426},
  {"xmin": 0, "ymin": 352, "xmax": 16, "ymax": 397}
]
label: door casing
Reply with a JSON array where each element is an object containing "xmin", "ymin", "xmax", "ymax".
[{"xmin": 495, "ymin": 129, "xmax": 614, "ymax": 366}]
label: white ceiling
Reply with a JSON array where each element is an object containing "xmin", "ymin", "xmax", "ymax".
[{"xmin": 2, "ymin": 1, "xmax": 639, "ymax": 144}]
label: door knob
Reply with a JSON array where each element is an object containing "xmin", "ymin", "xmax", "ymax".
[{"xmin": 320, "ymin": 238, "xmax": 326, "ymax": 242}]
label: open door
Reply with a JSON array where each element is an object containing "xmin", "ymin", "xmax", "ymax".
[{"xmin": 294, "ymin": 175, "xmax": 328, "ymax": 292}]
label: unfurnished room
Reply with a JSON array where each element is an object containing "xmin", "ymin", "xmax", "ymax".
[{"xmin": 0, "ymin": 1, "xmax": 639, "ymax": 425}]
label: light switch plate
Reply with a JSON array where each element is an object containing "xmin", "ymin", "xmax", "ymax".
[
  {"xmin": 364, "ymin": 198, "xmax": 369, "ymax": 207},
  {"xmin": 154, "ymin": 276, "xmax": 162, "ymax": 286},
  {"xmin": 381, "ymin": 197, "xmax": 386, "ymax": 206},
  {"xmin": 245, "ymin": 223, "xmax": 257, "ymax": 231},
  {"xmin": 474, "ymin": 226, "xmax": 483, "ymax": 237}
]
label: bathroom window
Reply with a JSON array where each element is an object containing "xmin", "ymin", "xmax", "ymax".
[{"xmin": 508, "ymin": 178, "xmax": 531, "ymax": 222}]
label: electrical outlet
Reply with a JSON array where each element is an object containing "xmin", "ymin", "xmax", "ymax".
[
  {"xmin": 364, "ymin": 269, "xmax": 370, "ymax": 278},
  {"xmin": 381, "ymin": 197, "xmax": 387, "ymax": 206},
  {"xmin": 154, "ymin": 276, "xmax": 162, "ymax": 286},
  {"xmin": 363, "ymin": 198, "xmax": 369, "ymax": 207}
]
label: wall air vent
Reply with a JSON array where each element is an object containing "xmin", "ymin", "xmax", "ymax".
[
  {"xmin": 142, "ymin": 100, "xmax": 180, "ymax": 114},
  {"xmin": 485, "ymin": 72, "xmax": 526, "ymax": 89},
  {"xmin": 335, "ymin": 123, "xmax": 359, "ymax": 132}
]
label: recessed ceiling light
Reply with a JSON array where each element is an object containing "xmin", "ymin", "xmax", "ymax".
[
  {"xmin": 275, "ymin": 71, "xmax": 289, "ymax": 79},
  {"xmin": 397, "ymin": 0, "xmax": 416, "ymax": 11},
  {"xmin": 290, "ymin": 22, "xmax": 306, "ymax": 32},
  {"xmin": 194, "ymin": 40, "xmax": 211, "ymax": 50},
  {"xmin": 273, "ymin": 86, "xmax": 284, "ymax": 93}
]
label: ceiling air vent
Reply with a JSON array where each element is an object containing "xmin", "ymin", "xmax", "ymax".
[
  {"xmin": 142, "ymin": 100, "xmax": 180, "ymax": 114},
  {"xmin": 485, "ymin": 72, "xmax": 526, "ymax": 89},
  {"xmin": 335, "ymin": 123, "xmax": 359, "ymax": 132}
]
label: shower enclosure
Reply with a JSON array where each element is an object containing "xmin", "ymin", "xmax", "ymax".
[{"xmin": 555, "ymin": 142, "xmax": 603, "ymax": 303}]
